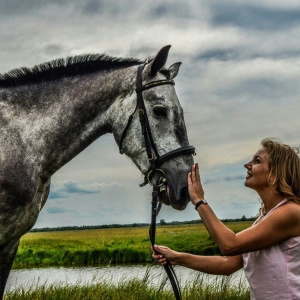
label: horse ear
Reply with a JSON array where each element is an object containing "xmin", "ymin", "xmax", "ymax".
[
  {"xmin": 168, "ymin": 62, "xmax": 182, "ymax": 79},
  {"xmin": 150, "ymin": 45, "xmax": 171, "ymax": 77}
]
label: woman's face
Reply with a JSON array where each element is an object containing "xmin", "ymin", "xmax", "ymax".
[{"xmin": 244, "ymin": 148, "xmax": 270, "ymax": 191}]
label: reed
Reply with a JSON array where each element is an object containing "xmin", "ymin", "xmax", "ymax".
[
  {"xmin": 13, "ymin": 222, "xmax": 252, "ymax": 269},
  {"xmin": 4, "ymin": 268, "xmax": 250, "ymax": 300}
]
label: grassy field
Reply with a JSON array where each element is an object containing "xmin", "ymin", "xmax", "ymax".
[{"xmin": 13, "ymin": 221, "xmax": 252, "ymax": 269}]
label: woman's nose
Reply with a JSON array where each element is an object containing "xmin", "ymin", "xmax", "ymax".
[{"xmin": 244, "ymin": 161, "xmax": 251, "ymax": 169}]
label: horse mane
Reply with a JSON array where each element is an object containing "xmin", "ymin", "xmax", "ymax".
[{"xmin": 0, "ymin": 54, "xmax": 143, "ymax": 87}]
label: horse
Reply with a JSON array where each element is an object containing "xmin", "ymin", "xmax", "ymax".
[{"xmin": 0, "ymin": 45, "xmax": 195, "ymax": 298}]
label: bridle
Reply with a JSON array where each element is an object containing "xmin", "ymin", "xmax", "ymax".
[
  {"xmin": 119, "ymin": 64, "xmax": 196, "ymax": 300},
  {"xmin": 119, "ymin": 64, "xmax": 195, "ymax": 185}
]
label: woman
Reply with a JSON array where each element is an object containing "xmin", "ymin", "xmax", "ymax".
[{"xmin": 152, "ymin": 138, "xmax": 300, "ymax": 299}]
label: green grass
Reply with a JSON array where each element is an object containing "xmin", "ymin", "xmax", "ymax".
[
  {"xmin": 13, "ymin": 222, "xmax": 252, "ymax": 269},
  {"xmin": 4, "ymin": 268, "xmax": 250, "ymax": 300}
]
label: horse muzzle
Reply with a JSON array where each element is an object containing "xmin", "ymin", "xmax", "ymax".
[{"xmin": 146, "ymin": 168, "xmax": 190, "ymax": 210}]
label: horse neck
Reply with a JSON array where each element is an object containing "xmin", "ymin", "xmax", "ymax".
[{"xmin": 4, "ymin": 67, "xmax": 136, "ymax": 178}]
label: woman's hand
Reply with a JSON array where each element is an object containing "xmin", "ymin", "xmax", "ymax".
[
  {"xmin": 152, "ymin": 245, "xmax": 180, "ymax": 266},
  {"xmin": 188, "ymin": 163, "xmax": 205, "ymax": 206}
]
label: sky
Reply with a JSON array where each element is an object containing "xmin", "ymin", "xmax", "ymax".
[{"xmin": 1, "ymin": 0, "xmax": 300, "ymax": 228}]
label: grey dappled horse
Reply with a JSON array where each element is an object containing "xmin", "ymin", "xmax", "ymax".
[{"xmin": 0, "ymin": 45, "xmax": 194, "ymax": 297}]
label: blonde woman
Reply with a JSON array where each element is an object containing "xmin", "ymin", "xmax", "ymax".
[{"xmin": 153, "ymin": 139, "xmax": 300, "ymax": 300}]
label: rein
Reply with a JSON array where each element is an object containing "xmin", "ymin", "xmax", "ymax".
[
  {"xmin": 150, "ymin": 178, "xmax": 182, "ymax": 300},
  {"xmin": 119, "ymin": 64, "xmax": 196, "ymax": 300}
]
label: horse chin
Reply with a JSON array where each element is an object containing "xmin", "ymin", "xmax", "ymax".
[{"xmin": 159, "ymin": 185, "xmax": 189, "ymax": 210}]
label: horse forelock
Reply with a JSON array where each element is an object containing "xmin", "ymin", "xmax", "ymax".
[{"xmin": 0, "ymin": 54, "xmax": 143, "ymax": 88}]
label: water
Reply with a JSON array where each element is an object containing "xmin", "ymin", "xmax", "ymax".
[{"xmin": 6, "ymin": 265, "xmax": 248, "ymax": 292}]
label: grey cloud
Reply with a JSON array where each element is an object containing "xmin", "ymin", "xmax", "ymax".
[
  {"xmin": 81, "ymin": 0, "xmax": 103, "ymax": 15},
  {"xmin": 215, "ymin": 74, "xmax": 300, "ymax": 107},
  {"xmin": 209, "ymin": 77, "xmax": 284, "ymax": 106},
  {"xmin": 47, "ymin": 207, "xmax": 71, "ymax": 214},
  {"xmin": 79, "ymin": 1, "xmax": 197, "ymax": 19},
  {"xmin": 204, "ymin": 175, "xmax": 245, "ymax": 184},
  {"xmin": 48, "ymin": 180, "xmax": 123, "ymax": 200},
  {"xmin": 210, "ymin": 3, "xmax": 300, "ymax": 31},
  {"xmin": 149, "ymin": 2, "xmax": 195, "ymax": 20},
  {"xmin": 0, "ymin": 0, "xmax": 69, "ymax": 16},
  {"xmin": 235, "ymin": 78, "xmax": 285, "ymax": 101},
  {"xmin": 43, "ymin": 44, "xmax": 65, "ymax": 57},
  {"xmin": 48, "ymin": 180, "xmax": 102, "ymax": 199},
  {"xmin": 195, "ymin": 49, "xmax": 240, "ymax": 61},
  {"xmin": 61, "ymin": 180, "xmax": 102, "ymax": 194},
  {"xmin": 79, "ymin": 0, "xmax": 132, "ymax": 17},
  {"xmin": 79, "ymin": 0, "xmax": 140, "ymax": 18},
  {"xmin": 80, "ymin": 0, "xmax": 128, "ymax": 16},
  {"xmin": 223, "ymin": 175, "xmax": 245, "ymax": 182},
  {"xmin": 0, "ymin": 0, "xmax": 202, "ymax": 21},
  {"xmin": 48, "ymin": 191, "xmax": 67, "ymax": 200}
]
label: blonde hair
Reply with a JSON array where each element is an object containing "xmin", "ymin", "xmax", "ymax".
[{"xmin": 261, "ymin": 138, "xmax": 300, "ymax": 204}]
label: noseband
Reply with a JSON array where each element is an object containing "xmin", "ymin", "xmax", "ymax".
[{"xmin": 119, "ymin": 64, "xmax": 196, "ymax": 300}]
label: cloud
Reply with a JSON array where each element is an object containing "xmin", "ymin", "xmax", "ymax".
[
  {"xmin": 43, "ymin": 44, "xmax": 65, "ymax": 56},
  {"xmin": 48, "ymin": 180, "xmax": 123, "ymax": 199},
  {"xmin": 0, "ymin": 0, "xmax": 70, "ymax": 16},
  {"xmin": 204, "ymin": 175, "xmax": 245, "ymax": 184},
  {"xmin": 47, "ymin": 207, "xmax": 71, "ymax": 214},
  {"xmin": 195, "ymin": 49, "xmax": 240, "ymax": 61},
  {"xmin": 48, "ymin": 191, "xmax": 67, "ymax": 200},
  {"xmin": 210, "ymin": 2, "xmax": 300, "ymax": 31},
  {"xmin": 61, "ymin": 180, "xmax": 103, "ymax": 194},
  {"xmin": 147, "ymin": 2, "xmax": 196, "ymax": 20},
  {"xmin": 81, "ymin": 0, "xmax": 103, "ymax": 15}
]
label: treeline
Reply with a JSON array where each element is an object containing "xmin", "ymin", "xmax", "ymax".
[
  {"xmin": 30, "ymin": 216, "xmax": 256, "ymax": 232},
  {"xmin": 30, "ymin": 223, "xmax": 149, "ymax": 232}
]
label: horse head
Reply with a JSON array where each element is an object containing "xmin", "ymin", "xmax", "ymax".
[{"xmin": 114, "ymin": 45, "xmax": 195, "ymax": 210}]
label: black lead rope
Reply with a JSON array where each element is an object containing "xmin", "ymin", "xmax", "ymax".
[{"xmin": 150, "ymin": 184, "xmax": 182, "ymax": 300}]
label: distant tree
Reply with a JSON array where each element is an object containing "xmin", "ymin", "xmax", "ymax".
[
  {"xmin": 241, "ymin": 215, "xmax": 247, "ymax": 221},
  {"xmin": 160, "ymin": 219, "xmax": 167, "ymax": 225}
]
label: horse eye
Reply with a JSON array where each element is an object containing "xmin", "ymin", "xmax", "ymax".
[{"xmin": 153, "ymin": 105, "xmax": 168, "ymax": 117}]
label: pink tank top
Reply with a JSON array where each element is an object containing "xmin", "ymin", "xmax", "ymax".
[{"xmin": 242, "ymin": 199, "xmax": 300, "ymax": 300}]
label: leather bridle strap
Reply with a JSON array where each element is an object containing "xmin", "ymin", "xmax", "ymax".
[
  {"xmin": 135, "ymin": 64, "xmax": 195, "ymax": 170},
  {"xmin": 119, "ymin": 64, "xmax": 196, "ymax": 170},
  {"xmin": 136, "ymin": 64, "xmax": 163, "ymax": 169},
  {"xmin": 155, "ymin": 145, "xmax": 196, "ymax": 168},
  {"xmin": 150, "ymin": 183, "xmax": 182, "ymax": 300}
]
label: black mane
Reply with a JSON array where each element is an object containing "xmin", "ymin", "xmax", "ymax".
[{"xmin": 0, "ymin": 54, "xmax": 143, "ymax": 87}]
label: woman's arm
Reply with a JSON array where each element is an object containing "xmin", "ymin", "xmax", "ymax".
[
  {"xmin": 152, "ymin": 245, "xmax": 243, "ymax": 276},
  {"xmin": 198, "ymin": 203, "xmax": 300, "ymax": 255},
  {"xmin": 188, "ymin": 164, "xmax": 300, "ymax": 256}
]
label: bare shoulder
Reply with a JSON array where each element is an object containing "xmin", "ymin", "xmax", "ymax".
[
  {"xmin": 263, "ymin": 201, "xmax": 300, "ymax": 237},
  {"xmin": 280, "ymin": 201, "xmax": 300, "ymax": 219}
]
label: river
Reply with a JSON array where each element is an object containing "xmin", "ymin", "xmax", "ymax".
[{"xmin": 6, "ymin": 265, "xmax": 248, "ymax": 292}]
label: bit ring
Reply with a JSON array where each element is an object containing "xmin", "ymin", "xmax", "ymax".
[{"xmin": 147, "ymin": 169, "xmax": 166, "ymax": 187}]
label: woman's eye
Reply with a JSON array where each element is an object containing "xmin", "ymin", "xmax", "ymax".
[{"xmin": 153, "ymin": 105, "xmax": 168, "ymax": 117}]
